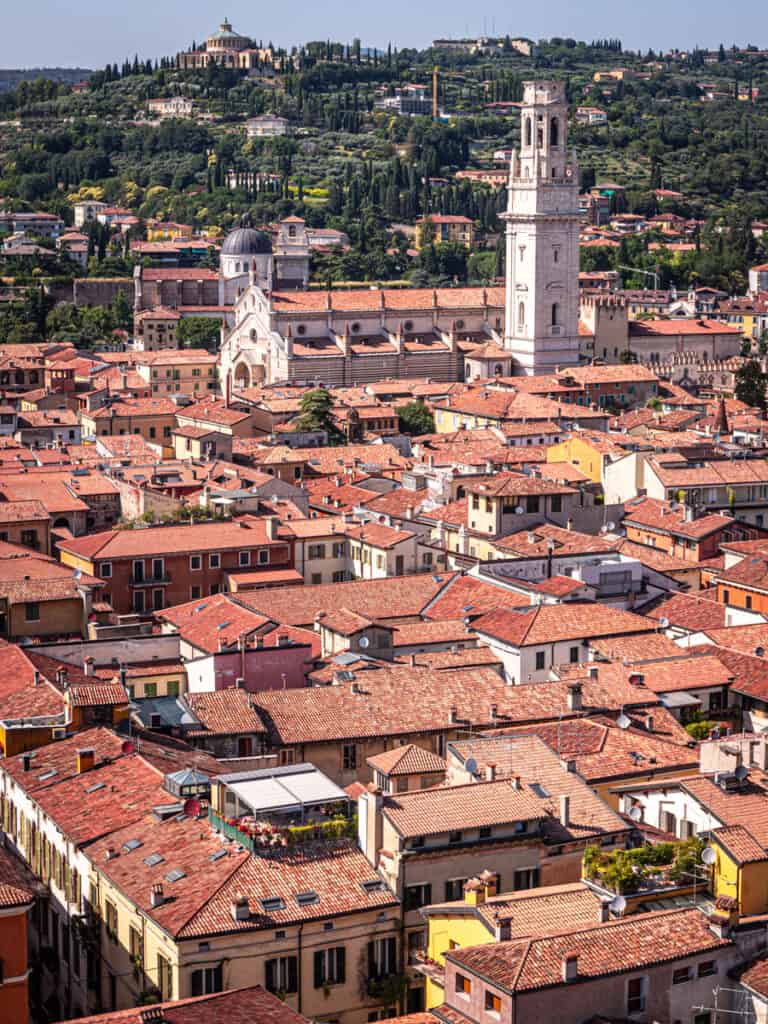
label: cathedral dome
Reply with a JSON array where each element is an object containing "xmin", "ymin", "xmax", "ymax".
[{"xmin": 221, "ymin": 226, "xmax": 272, "ymax": 256}]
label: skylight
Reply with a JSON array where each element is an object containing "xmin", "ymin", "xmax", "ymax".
[
  {"xmin": 143, "ymin": 853, "xmax": 164, "ymax": 867},
  {"xmin": 260, "ymin": 896, "xmax": 286, "ymax": 913},
  {"xmin": 86, "ymin": 781, "xmax": 105, "ymax": 793},
  {"xmin": 530, "ymin": 782, "xmax": 550, "ymax": 799},
  {"xmin": 122, "ymin": 839, "xmax": 143, "ymax": 852},
  {"xmin": 164, "ymin": 868, "xmax": 186, "ymax": 883},
  {"xmin": 38, "ymin": 769, "xmax": 57, "ymax": 782},
  {"xmin": 296, "ymin": 890, "xmax": 319, "ymax": 907}
]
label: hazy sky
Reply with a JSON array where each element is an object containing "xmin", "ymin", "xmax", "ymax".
[{"xmin": 2, "ymin": 0, "xmax": 768, "ymax": 68}]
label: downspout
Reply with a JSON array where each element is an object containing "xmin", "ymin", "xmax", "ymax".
[{"xmin": 297, "ymin": 921, "xmax": 304, "ymax": 1013}]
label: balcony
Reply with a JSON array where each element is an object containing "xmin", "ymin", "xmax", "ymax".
[
  {"xmin": 408, "ymin": 951, "xmax": 445, "ymax": 986},
  {"xmin": 131, "ymin": 573, "xmax": 172, "ymax": 586}
]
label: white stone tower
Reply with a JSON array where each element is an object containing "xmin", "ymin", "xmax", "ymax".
[{"xmin": 502, "ymin": 80, "xmax": 581, "ymax": 375}]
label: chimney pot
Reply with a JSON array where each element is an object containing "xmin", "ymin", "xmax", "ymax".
[
  {"xmin": 567, "ymin": 682, "xmax": 583, "ymax": 712},
  {"xmin": 485, "ymin": 763, "xmax": 496, "ymax": 782},
  {"xmin": 150, "ymin": 883, "xmax": 164, "ymax": 908},
  {"xmin": 559, "ymin": 794, "xmax": 571, "ymax": 828},
  {"xmin": 511, "ymin": 775, "xmax": 521, "ymax": 790},
  {"xmin": 449, "ymin": 705, "xmax": 458, "ymax": 725},
  {"xmin": 562, "ymin": 952, "xmax": 578, "ymax": 983}
]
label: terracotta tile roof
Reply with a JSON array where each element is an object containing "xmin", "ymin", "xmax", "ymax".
[
  {"xmin": 51, "ymin": 986, "xmax": 311, "ymax": 1024},
  {"xmin": 0, "ymin": 644, "xmax": 66, "ymax": 721},
  {"xmin": 467, "ymin": 473, "xmax": 576, "ymax": 497},
  {"xmin": 630, "ymin": 318, "xmax": 740, "ymax": 336},
  {"xmin": 447, "ymin": 908, "xmax": 728, "ymax": 992},
  {"xmin": 490, "ymin": 523, "xmax": 618, "ymax": 558},
  {"xmin": 701, "ymin": 646, "xmax": 768, "ymax": 702},
  {"xmin": 615, "ymin": 538, "xmax": 697, "ymax": 573},
  {"xmin": 588, "ymin": 633, "xmax": 685, "ymax": 662},
  {"xmin": 318, "ymin": 608, "xmax": 375, "ymax": 636},
  {"xmin": 420, "ymin": 497, "xmax": 469, "ymax": 528},
  {"xmin": 271, "ymin": 286, "xmax": 504, "ymax": 314},
  {"xmin": 712, "ymin": 824, "xmax": 767, "ymax": 864},
  {"xmin": 383, "ymin": 779, "xmax": 545, "ymax": 837},
  {"xmin": 367, "ymin": 744, "xmax": 447, "ymax": 777},
  {"xmin": 683, "ymin": 772, "xmax": 768, "ymax": 846},
  {"xmin": 0, "ymin": 498, "xmax": 49, "ymax": 522},
  {"xmin": 645, "ymin": 591, "xmax": 726, "ymax": 632},
  {"xmin": 156, "ymin": 593, "xmax": 274, "ymax": 652},
  {"xmin": 59, "ymin": 516, "xmax": 282, "ymax": 562},
  {"xmin": 392, "ymin": 619, "xmax": 473, "ymax": 646},
  {"xmin": 361, "ymin": 488, "xmax": 429, "ymax": 519},
  {"xmin": 239, "ymin": 572, "xmax": 457, "ymax": 627},
  {"xmin": 184, "ymin": 689, "xmax": 268, "ymax": 736},
  {"xmin": 481, "ymin": 717, "xmax": 695, "ymax": 784},
  {"xmin": 622, "ymin": 497, "xmax": 735, "ymax": 539},
  {"xmin": 253, "ymin": 665, "xmax": 660, "ymax": 747},
  {"xmin": 344, "ymin": 521, "xmax": 415, "ymax": 549},
  {"xmin": 700, "ymin": 623, "xmax": 768, "ymax": 656},
  {"xmin": 648, "ymin": 456, "xmax": 768, "ymax": 488},
  {"xmin": 557, "ymin": 652, "xmax": 732, "ymax": 695},
  {"xmin": 739, "ymin": 958, "xmax": 768, "ymax": 999},
  {"xmin": 448, "ymin": 734, "xmax": 628, "ymax": 837},
  {"xmin": 472, "ymin": 604, "xmax": 653, "ymax": 648}
]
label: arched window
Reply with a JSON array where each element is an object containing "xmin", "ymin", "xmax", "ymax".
[
  {"xmin": 524, "ymin": 116, "xmax": 532, "ymax": 147},
  {"xmin": 235, "ymin": 262, "xmax": 240, "ymax": 273},
  {"xmin": 494, "ymin": 363, "xmax": 503, "ymax": 376},
  {"xmin": 518, "ymin": 302, "xmax": 525, "ymax": 329},
  {"xmin": 550, "ymin": 117, "xmax": 559, "ymax": 146},
  {"xmin": 551, "ymin": 303, "xmax": 560, "ymax": 326}
]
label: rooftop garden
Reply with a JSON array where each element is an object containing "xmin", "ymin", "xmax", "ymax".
[
  {"xmin": 583, "ymin": 837, "xmax": 705, "ymax": 895},
  {"xmin": 209, "ymin": 807, "xmax": 357, "ymax": 851}
]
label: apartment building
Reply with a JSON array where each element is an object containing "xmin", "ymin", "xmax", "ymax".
[
  {"xmin": 81, "ymin": 398, "xmax": 179, "ymax": 446},
  {"xmin": 135, "ymin": 350, "xmax": 219, "ymax": 396},
  {"xmin": 58, "ymin": 516, "xmax": 293, "ymax": 614}
]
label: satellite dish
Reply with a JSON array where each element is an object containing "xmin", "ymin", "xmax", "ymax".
[
  {"xmin": 609, "ymin": 894, "xmax": 627, "ymax": 916},
  {"xmin": 605, "ymin": 521, "xmax": 616, "ymax": 532},
  {"xmin": 756, "ymin": 646, "xmax": 765, "ymax": 658},
  {"xmin": 599, "ymin": 525, "xmax": 608, "ymax": 534},
  {"xmin": 701, "ymin": 846, "xmax": 717, "ymax": 866},
  {"xmin": 464, "ymin": 757, "xmax": 478, "ymax": 775},
  {"xmin": 183, "ymin": 797, "xmax": 202, "ymax": 818},
  {"xmin": 121, "ymin": 740, "xmax": 135, "ymax": 755},
  {"xmin": 735, "ymin": 764, "xmax": 749, "ymax": 781},
  {"xmin": 514, "ymin": 506, "xmax": 525, "ymax": 515},
  {"xmin": 658, "ymin": 617, "xmax": 670, "ymax": 629},
  {"xmin": 73, "ymin": 568, "xmax": 82, "ymax": 581},
  {"xmin": 628, "ymin": 805, "xmax": 643, "ymax": 822},
  {"xmin": 358, "ymin": 636, "xmax": 370, "ymax": 649}
]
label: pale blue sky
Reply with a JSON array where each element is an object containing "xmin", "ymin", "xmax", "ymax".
[{"xmin": 2, "ymin": 0, "xmax": 768, "ymax": 69}]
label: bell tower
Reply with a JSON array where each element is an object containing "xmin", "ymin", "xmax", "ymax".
[{"xmin": 502, "ymin": 80, "xmax": 581, "ymax": 375}]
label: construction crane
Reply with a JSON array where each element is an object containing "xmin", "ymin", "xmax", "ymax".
[
  {"xmin": 431, "ymin": 65, "xmax": 468, "ymax": 120},
  {"xmin": 618, "ymin": 265, "xmax": 661, "ymax": 291}
]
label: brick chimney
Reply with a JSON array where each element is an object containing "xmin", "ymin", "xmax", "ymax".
[
  {"xmin": 567, "ymin": 682, "xmax": 583, "ymax": 712},
  {"xmin": 150, "ymin": 883, "xmax": 165, "ymax": 908},
  {"xmin": 76, "ymin": 748, "xmax": 95, "ymax": 774},
  {"xmin": 562, "ymin": 952, "xmax": 579, "ymax": 983},
  {"xmin": 83, "ymin": 656, "xmax": 95, "ymax": 677}
]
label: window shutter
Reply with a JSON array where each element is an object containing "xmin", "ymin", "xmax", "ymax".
[
  {"xmin": 386, "ymin": 936, "xmax": 396, "ymax": 974},
  {"xmin": 287, "ymin": 956, "xmax": 298, "ymax": 993},
  {"xmin": 314, "ymin": 950, "xmax": 324, "ymax": 988},
  {"xmin": 191, "ymin": 969, "xmax": 202, "ymax": 997},
  {"xmin": 424, "ymin": 884, "xmax": 432, "ymax": 905},
  {"xmin": 265, "ymin": 958, "xmax": 276, "ymax": 992},
  {"xmin": 337, "ymin": 945, "xmax": 346, "ymax": 984}
]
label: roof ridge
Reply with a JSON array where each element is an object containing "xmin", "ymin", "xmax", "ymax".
[{"xmin": 174, "ymin": 848, "xmax": 251, "ymax": 938}]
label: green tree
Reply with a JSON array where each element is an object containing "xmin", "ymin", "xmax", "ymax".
[
  {"xmin": 398, "ymin": 401, "xmax": 435, "ymax": 436},
  {"xmin": 735, "ymin": 360, "xmax": 768, "ymax": 411},
  {"xmin": 177, "ymin": 316, "xmax": 223, "ymax": 351},
  {"xmin": 296, "ymin": 388, "xmax": 340, "ymax": 438}
]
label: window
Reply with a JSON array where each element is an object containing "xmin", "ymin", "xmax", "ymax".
[
  {"xmin": 513, "ymin": 867, "xmax": 540, "ymax": 891},
  {"xmin": 404, "ymin": 883, "xmax": 432, "ymax": 911},
  {"xmin": 723, "ymin": 589, "xmax": 730, "ymax": 604},
  {"xmin": 239, "ymin": 551, "xmax": 250, "ymax": 567},
  {"xmin": 569, "ymin": 646, "xmax": 579, "ymax": 664},
  {"xmin": 368, "ymin": 937, "xmax": 396, "ymax": 980},
  {"xmin": 698, "ymin": 961, "xmax": 717, "ymax": 978},
  {"xmin": 343, "ymin": 744, "xmax": 358, "ymax": 770},
  {"xmin": 144, "ymin": 683, "xmax": 157, "ymax": 699},
  {"xmin": 551, "ymin": 303, "xmax": 560, "ymax": 326},
  {"xmin": 746, "ymin": 595, "xmax": 753, "ymax": 610},
  {"xmin": 311, "ymin": 573, "xmax": 322, "ymax": 585},
  {"xmin": 266, "ymin": 956, "xmax": 298, "ymax": 994},
  {"xmin": 627, "ymin": 977, "xmax": 646, "ymax": 1014},
  {"xmin": 672, "ymin": 966, "xmax": 691, "ymax": 985},
  {"xmin": 308, "ymin": 544, "xmax": 327, "ymax": 560},
  {"xmin": 456, "ymin": 974, "xmax": 471, "ymax": 996},
  {"xmin": 535, "ymin": 651, "xmax": 546, "ymax": 671},
  {"xmin": 314, "ymin": 946, "xmax": 346, "ymax": 987},
  {"xmin": 129, "ymin": 925, "xmax": 143, "ymax": 962},
  {"xmin": 445, "ymin": 878, "xmax": 468, "ymax": 901},
  {"xmin": 152, "ymin": 558, "xmax": 164, "ymax": 580},
  {"xmin": 209, "ymin": 553, "xmax": 221, "ymax": 569},
  {"xmin": 332, "ymin": 542, "xmax": 345, "ymax": 558},
  {"xmin": 551, "ymin": 494, "xmax": 562, "ymax": 514},
  {"xmin": 190, "ymin": 555, "xmax": 202, "ymax": 571},
  {"xmin": 190, "ymin": 586, "xmax": 201, "ymax": 601},
  {"xmin": 448, "ymin": 830, "xmax": 463, "ymax": 845},
  {"xmin": 518, "ymin": 301, "xmax": 525, "ymax": 329},
  {"xmin": 485, "ymin": 991, "xmax": 501, "ymax": 1014},
  {"xmin": 525, "ymin": 495, "xmax": 540, "ymax": 514},
  {"xmin": 479, "ymin": 826, "xmax": 492, "ymax": 840},
  {"xmin": 191, "ymin": 965, "xmax": 223, "ymax": 996},
  {"xmin": 258, "ymin": 549, "xmax": 269, "ymax": 565},
  {"xmin": 25, "ymin": 602, "xmax": 40, "ymax": 622},
  {"xmin": 105, "ymin": 900, "xmax": 118, "ymax": 943},
  {"xmin": 157, "ymin": 953, "xmax": 173, "ymax": 1000}
]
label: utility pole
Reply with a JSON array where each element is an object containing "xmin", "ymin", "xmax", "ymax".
[{"xmin": 618, "ymin": 265, "xmax": 661, "ymax": 290}]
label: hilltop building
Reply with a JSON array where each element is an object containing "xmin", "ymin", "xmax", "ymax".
[{"xmin": 177, "ymin": 19, "xmax": 273, "ymax": 70}]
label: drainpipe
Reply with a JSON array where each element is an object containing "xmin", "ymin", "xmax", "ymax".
[{"xmin": 297, "ymin": 921, "xmax": 304, "ymax": 1013}]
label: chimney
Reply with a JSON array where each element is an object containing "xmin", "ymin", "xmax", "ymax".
[
  {"xmin": 562, "ymin": 953, "xmax": 579, "ymax": 983},
  {"xmin": 76, "ymin": 748, "xmax": 96, "ymax": 774},
  {"xmin": 33, "ymin": 670, "xmax": 41, "ymax": 686},
  {"xmin": 560, "ymin": 759, "xmax": 577, "ymax": 774},
  {"xmin": 449, "ymin": 706, "xmax": 459, "ymax": 724},
  {"xmin": 254, "ymin": 636, "xmax": 264, "ymax": 649},
  {"xmin": 409, "ymin": 653, "xmax": 416, "ymax": 668},
  {"xmin": 235, "ymin": 677, "xmax": 245, "ymax": 689},
  {"xmin": 265, "ymin": 517, "xmax": 278, "ymax": 540},
  {"xmin": 598, "ymin": 901, "xmax": 610, "ymax": 923},
  {"xmin": 21, "ymin": 752, "xmax": 34, "ymax": 772},
  {"xmin": 56, "ymin": 667, "xmax": 69, "ymax": 689},
  {"xmin": 490, "ymin": 703, "xmax": 498, "ymax": 721},
  {"xmin": 231, "ymin": 894, "xmax": 250, "ymax": 922},
  {"xmin": 83, "ymin": 656, "xmax": 95, "ymax": 677},
  {"xmin": 150, "ymin": 883, "xmax": 165, "ymax": 908},
  {"xmin": 463, "ymin": 877, "xmax": 485, "ymax": 905},
  {"xmin": 567, "ymin": 682, "xmax": 583, "ymax": 712},
  {"xmin": 485, "ymin": 763, "xmax": 496, "ymax": 782},
  {"xmin": 559, "ymin": 794, "xmax": 571, "ymax": 828},
  {"xmin": 479, "ymin": 869, "xmax": 498, "ymax": 898},
  {"xmin": 119, "ymin": 666, "xmax": 127, "ymax": 689},
  {"xmin": 277, "ymin": 633, "xmax": 289, "ymax": 646},
  {"xmin": 351, "ymin": 681, "xmax": 360, "ymax": 695},
  {"xmin": 105, "ymin": 847, "xmax": 117, "ymax": 861},
  {"xmin": 511, "ymin": 775, "xmax": 521, "ymax": 790},
  {"xmin": 644, "ymin": 714, "xmax": 654, "ymax": 732},
  {"xmin": 588, "ymin": 665, "xmax": 599, "ymax": 680}
]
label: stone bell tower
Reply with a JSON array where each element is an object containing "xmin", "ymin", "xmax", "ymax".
[{"xmin": 502, "ymin": 80, "xmax": 581, "ymax": 375}]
